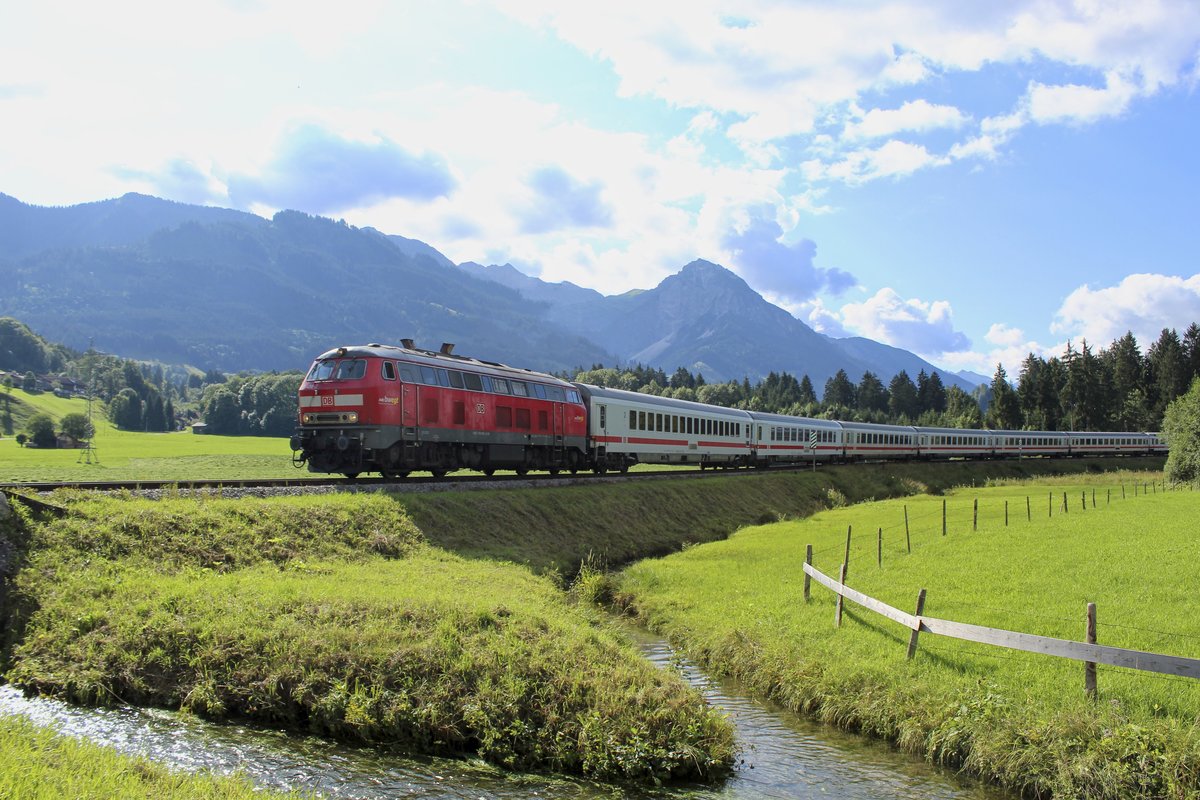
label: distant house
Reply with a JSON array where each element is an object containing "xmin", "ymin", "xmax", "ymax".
[
  {"xmin": 191, "ymin": 422, "xmax": 209, "ymax": 435},
  {"xmin": 56, "ymin": 434, "xmax": 81, "ymax": 449},
  {"xmin": 58, "ymin": 376, "xmax": 82, "ymax": 395}
]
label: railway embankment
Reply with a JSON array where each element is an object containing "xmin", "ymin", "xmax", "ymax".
[{"xmin": 0, "ymin": 455, "xmax": 1168, "ymax": 792}]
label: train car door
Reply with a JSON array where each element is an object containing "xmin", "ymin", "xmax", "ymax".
[
  {"xmin": 401, "ymin": 382, "xmax": 416, "ymax": 427},
  {"xmin": 553, "ymin": 402, "xmax": 564, "ymax": 447}
]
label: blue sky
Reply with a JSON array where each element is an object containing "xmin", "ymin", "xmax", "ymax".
[{"xmin": 3, "ymin": 0, "xmax": 1199, "ymax": 377}]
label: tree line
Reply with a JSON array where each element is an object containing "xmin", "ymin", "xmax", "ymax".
[{"xmin": 575, "ymin": 325, "xmax": 1200, "ymax": 432}]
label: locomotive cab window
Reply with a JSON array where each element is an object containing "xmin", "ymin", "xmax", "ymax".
[
  {"xmin": 382, "ymin": 361, "xmax": 397, "ymax": 381},
  {"xmin": 334, "ymin": 359, "xmax": 367, "ymax": 380},
  {"xmin": 307, "ymin": 360, "xmax": 336, "ymax": 382}
]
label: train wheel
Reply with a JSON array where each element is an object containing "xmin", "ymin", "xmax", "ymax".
[
  {"xmin": 342, "ymin": 472, "xmax": 360, "ymax": 480},
  {"xmin": 515, "ymin": 467, "xmax": 529, "ymax": 476},
  {"xmin": 619, "ymin": 462, "xmax": 629, "ymax": 474},
  {"xmin": 548, "ymin": 468, "xmax": 560, "ymax": 475},
  {"xmin": 431, "ymin": 469, "xmax": 447, "ymax": 479},
  {"xmin": 483, "ymin": 468, "xmax": 495, "ymax": 477}
]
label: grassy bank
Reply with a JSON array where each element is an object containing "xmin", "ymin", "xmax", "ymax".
[
  {"xmin": 3, "ymin": 494, "xmax": 734, "ymax": 783},
  {"xmin": 618, "ymin": 470, "xmax": 1200, "ymax": 798},
  {"xmin": 0, "ymin": 714, "xmax": 299, "ymax": 799},
  {"xmin": 402, "ymin": 456, "xmax": 1165, "ymax": 574}
]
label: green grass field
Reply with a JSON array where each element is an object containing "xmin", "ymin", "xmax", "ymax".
[
  {"xmin": 0, "ymin": 388, "xmax": 304, "ymax": 482},
  {"xmin": 620, "ymin": 472, "xmax": 1200, "ymax": 798}
]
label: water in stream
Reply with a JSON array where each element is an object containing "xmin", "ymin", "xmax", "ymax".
[{"xmin": 0, "ymin": 633, "xmax": 1010, "ymax": 799}]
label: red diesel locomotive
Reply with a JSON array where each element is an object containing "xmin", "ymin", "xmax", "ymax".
[{"xmin": 290, "ymin": 341, "xmax": 588, "ymax": 478}]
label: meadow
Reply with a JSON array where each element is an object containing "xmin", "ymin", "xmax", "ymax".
[
  {"xmin": 0, "ymin": 388, "xmax": 300, "ymax": 483},
  {"xmin": 619, "ymin": 470, "xmax": 1199, "ymax": 798}
]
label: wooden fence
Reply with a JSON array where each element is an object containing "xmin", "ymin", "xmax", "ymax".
[{"xmin": 802, "ymin": 559, "xmax": 1200, "ymax": 695}]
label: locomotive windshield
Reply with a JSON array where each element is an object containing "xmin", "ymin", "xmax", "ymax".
[{"xmin": 306, "ymin": 358, "xmax": 367, "ymax": 382}]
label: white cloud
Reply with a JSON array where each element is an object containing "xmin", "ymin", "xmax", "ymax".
[
  {"xmin": 838, "ymin": 288, "xmax": 970, "ymax": 357},
  {"xmin": 1027, "ymin": 71, "xmax": 1139, "ymax": 125},
  {"xmin": 1052, "ymin": 273, "xmax": 1200, "ymax": 347},
  {"xmin": 844, "ymin": 99, "xmax": 970, "ymax": 140},
  {"xmin": 821, "ymin": 140, "xmax": 948, "ymax": 185},
  {"xmin": 497, "ymin": 1, "xmax": 1200, "ymax": 181}
]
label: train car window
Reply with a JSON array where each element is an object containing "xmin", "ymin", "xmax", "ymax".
[
  {"xmin": 538, "ymin": 410, "xmax": 549, "ymax": 431},
  {"xmin": 400, "ymin": 366, "xmax": 417, "ymax": 383},
  {"xmin": 335, "ymin": 359, "xmax": 367, "ymax": 380},
  {"xmin": 655, "ymin": 413, "xmax": 663, "ymax": 432},
  {"xmin": 638, "ymin": 411, "xmax": 646, "ymax": 430},
  {"xmin": 492, "ymin": 378, "xmax": 510, "ymax": 394},
  {"xmin": 511, "ymin": 382, "xmax": 528, "ymax": 397},
  {"xmin": 629, "ymin": 410, "xmax": 636, "ymax": 429},
  {"xmin": 448, "ymin": 371, "xmax": 465, "ymax": 389},
  {"xmin": 382, "ymin": 361, "xmax": 397, "ymax": 381},
  {"xmin": 496, "ymin": 406, "xmax": 512, "ymax": 427},
  {"xmin": 436, "ymin": 369, "xmax": 451, "ymax": 387},
  {"xmin": 516, "ymin": 408, "xmax": 531, "ymax": 429},
  {"xmin": 420, "ymin": 366, "xmax": 438, "ymax": 385},
  {"xmin": 533, "ymin": 384, "xmax": 547, "ymax": 400},
  {"xmin": 672, "ymin": 415, "xmax": 679, "ymax": 433}
]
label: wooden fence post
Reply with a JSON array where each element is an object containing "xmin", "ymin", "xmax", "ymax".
[
  {"xmin": 1063, "ymin": 491, "xmax": 1068, "ymax": 513},
  {"xmin": 1027, "ymin": 495, "xmax": 1031, "ymax": 521},
  {"xmin": 1082, "ymin": 490, "xmax": 1086, "ymax": 510},
  {"xmin": 1122, "ymin": 483, "xmax": 1126, "ymax": 499},
  {"xmin": 844, "ymin": 526, "xmax": 852, "ymax": 574},
  {"xmin": 803, "ymin": 544, "xmax": 812, "ymax": 602},
  {"xmin": 877, "ymin": 527, "xmax": 882, "ymax": 567},
  {"xmin": 1085, "ymin": 602, "xmax": 1098, "ymax": 700},
  {"xmin": 835, "ymin": 562, "xmax": 847, "ymax": 628},
  {"xmin": 904, "ymin": 506, "xmax": 910, "ymax": 553},
  {"xmin": 1005, "ymin": 500, "xmax": 1009, "ymax": 527},
  {"xmin": 1049, "ymin": 491, "xmax": 1053, "ymax": 518},
  {"xmin": 906, "ymin": 588, "xmax": 927, "ymax": 659},
  {"xmin": 1092, "ymin": 488, "xmax": 1096, "ymax": 508},
  {"xmin": 942, "ymin": 499, "xmax": 947, "ymax": 535},
  {"xmin": 1107, "ymin": 488, "xmax": 1111, "ymax": 506},
  {"xmin": 973, "ymin": 498, "xmax": 978, "ymax": 532}
]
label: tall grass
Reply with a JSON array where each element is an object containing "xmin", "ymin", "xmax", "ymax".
[
  {"xmin": 0, "ymin": 714, "xmax": 300, "ymax": 799},
  {"xmin": 4, "ymin": 493, "xmax": 735, "ymax": 783},
  {"xmin": 619, "ymin": 472, "xmax": 1200, "ymax": 798}
]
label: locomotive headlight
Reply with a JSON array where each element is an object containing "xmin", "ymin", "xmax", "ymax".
[
  {"xmin": 302, "ymin": 413, "xmax": 313, "ymax": 424},
  {"xmin": 344, "ymin": 412, "xmax": 359, "ymax": 423}
]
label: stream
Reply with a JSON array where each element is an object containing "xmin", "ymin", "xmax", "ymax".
[{"xmin": 0, "ymin": 631, "xmax": 1009, "ymax": 799}]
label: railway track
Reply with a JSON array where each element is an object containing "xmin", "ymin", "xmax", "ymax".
[{"xmin": 0, "ymin": 463, "xmax": 785, "ymax": 506}]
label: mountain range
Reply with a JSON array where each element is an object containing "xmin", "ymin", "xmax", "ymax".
[{"xmin": 0, "ymin": 192, "xmax": 979, "ymax": 389}]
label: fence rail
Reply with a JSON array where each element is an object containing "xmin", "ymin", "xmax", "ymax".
[{"xmin": 803, "ymin": 561, "xmax": 1200, "ymax": 684}]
